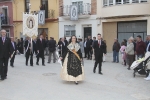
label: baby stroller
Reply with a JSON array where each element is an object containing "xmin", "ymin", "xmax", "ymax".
[{"xmin": 131, "ymin": 52, "xmax": 150, "ymax": 77}]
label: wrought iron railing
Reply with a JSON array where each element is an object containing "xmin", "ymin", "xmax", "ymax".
[
  {"xmin": 60, "ymin": 3, "xmax": 91, "ymax": 16},
  {"xmin": 1, "ymin": 16, "xmax": 10, "ymax": 25}
]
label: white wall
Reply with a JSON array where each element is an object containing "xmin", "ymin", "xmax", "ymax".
[
  {"xmin": 147, "ymin": 17, "xmax": 150, "ymax": 35},
  {"xmin": 59, "ymin": 15, "xmax": 98, "ymax": 39},
  {"xmin": 64, "ymin": 0, "xmax": 91, "ymax": 5},
  {"xmin": 97, "ymin": 0, "xmax": 150, "ymax": 17}
]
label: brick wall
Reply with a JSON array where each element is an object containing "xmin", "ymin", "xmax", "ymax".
[
  {"xmin": 91, "ymin": 0, "xmax": 97, "ymax": 15},
  {"xmin": 59, "ymin": 0, "xmax": 63, "ymax": 16}
]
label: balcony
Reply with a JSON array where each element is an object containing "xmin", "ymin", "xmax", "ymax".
[
  {"xmin": 60, "ymin": 3, "xmax": 91, "ymax": 19},
  {"xmin": 1, "ymin": 16, "xmax": 10, "ymax": 26}
]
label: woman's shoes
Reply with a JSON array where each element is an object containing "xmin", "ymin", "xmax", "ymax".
[
  {"xmin": 127, "ymin": 67, "xmax": 130, "ymax": 70},
  {"xmin": 74, "ymin": 81, "xmax": 78, "ymax": 85}
]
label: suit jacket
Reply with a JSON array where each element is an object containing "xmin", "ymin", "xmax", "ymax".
[
  {"xmin": 93, "ymin": 40, "xmax": 106, "ymax": 57},
  {"xmin": 10, "ymin": 42, "xmax": 17, "ymax": 55},
  {"xmin": 25, "ymin": 40, "xmax": 30, "ymax": 54},
  {"xmin": 86, "ymin": 39, "xmax": 93, "ymax": 48},
  {"xmin": 58, "ymin": 41, "xmax": 67, "ymax": 55},
  {"xmin": 48, "ymin": 39, "xmax": 56, "ymax": 52},
  {"xmin": 0, "ymin": 37, "xmax": 11, "ymax": 58},
  {"xmin": 33, "ymin": 41, "xmax": 36, "ymax": 51},
  {"xmin": 36, "ymin": 39, "xmax": 46, "ymax": 51},
  {"xmin": 64, "ymin": 40, "xmax": 68, "ymax": 46}
]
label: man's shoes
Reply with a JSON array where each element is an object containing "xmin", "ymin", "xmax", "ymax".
[
  {"xmin": 93, "ymin": 69, "xmax": 96, "ymax": 73},
  {"xmin": 99, "ymin": 72, "xmax": 103, "ymax": 75},
  {"xmin": 30, "ymin": 65, "xmax": 33, "ymax": 67},
  {"xmin": 12, "ymin": 65, "xmax": 14, "ymax": 67},
  {"xmin": 4, "ymin": 76, "xmax": 7, "ymax": 79},
  {"xmin": 26, "ymin": 64, "xmax": 28, "ymax": 66},
  {"xmin": 36, "ymin": 63, "xmax": 39, "ymax": 65},
  {"xmin": 1, "ymin": 78, "xmax": 4, "ymax": 80},
  {"xmin": 42, "ymin": 64, "xmax": 45, "ymax": 66}
]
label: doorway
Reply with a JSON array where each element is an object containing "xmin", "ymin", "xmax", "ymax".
[{"xmin": 84, "ymin": 27, "xmax": 92, "ymax": 39}]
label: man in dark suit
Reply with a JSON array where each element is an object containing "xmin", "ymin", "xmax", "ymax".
[
  {"xmin": 58, "ymin": 37, "xmax": 67, "ymax": 56},
  {"xmin": 64, "ymin": 37, "xmax": 68, "ymax": 46},
  {"xmin": 48, "ymin": 37, "xmax": 56, "ymax": 63},
  {"xmin": 25, "ymin": 37, "xmax": 34, "ymax": 66},
  {"xmin": 84, "ymin": 38, "xmax": 88, "ymax": 58},
  {"xmin": 86, "ymin": 36, "xmax": 93, "ymax": 60},
  {"xmin": 10, "ymin": 37, "xmax": 18, "ymax": 67},
  {"xmin": 33, "ymin": 38, "xmax": 37, "ymax": 55},
  {"xmin": 93, "ymin": 34, "xmax": 106, "ymax": 75},
  {"xmin": 0, "ymin": 29, "xmax": 11, "ymax": 80},
  {"xmin": 36, "ymin": 34, "xmax": 46, "ymax": 66}
]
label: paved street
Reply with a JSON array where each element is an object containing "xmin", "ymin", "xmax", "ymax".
[{"xmin": 0, "ymin": 54, "xmax": 150, "ymax": 100}]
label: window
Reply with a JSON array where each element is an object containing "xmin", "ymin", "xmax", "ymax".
[
  {"xmin": 141, "ymin": 0, "xmax": 147, "ymax": 2},
  {"xmin": 41, "ymin": 0, "xmax": 48, "ymax": 18},
  {"xmin": 132, "ymin": 0, "xmax": 139, "ymax": 3},
  {"xmin": 116, "ymin": 0, "xmax": 121, "ymax": 4},
  {"xmin": 103, "ymin": 0, "xmax": 108, "ymax": 6},
  {"xmin": 25, "ymin": 0, "xmax": 30, "ymax": 12},
  {"xmin": 1, "ymin": 7, "xmax": 9, "ymax": 25},
  {"xmin": 123, "ymin": 0, "xmax": 130, "ymax": 4},
  {"xmin": 64, "ymin": 25, "xmax": 76, "ymax": 37},
  {"xmin": 109, "ymin": 0, "xmax": 113, "ymax": 5},
  {"xmin": 6, "ymin": 29, "xmax": 10, "ymax": 37},
  {"xmin": 72, "ymin": 1, "xmax": 83, "ymax": 14}
]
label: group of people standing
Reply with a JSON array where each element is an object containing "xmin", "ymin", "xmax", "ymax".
[
  {"xmin": 113, "ymin": 35, "xmax": 147, "ymax": 70},
  {"xmin": 0, "ymin": 28, "xmax": 107, "ymax": 84}
]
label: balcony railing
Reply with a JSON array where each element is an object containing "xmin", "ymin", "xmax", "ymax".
[
  {"xmin": 1, "ymin": 16, "xmax": 10, "ymax": 26},
  {"xmin": 60, "ymin": 3, "xmax": 91, "ymax": 17},
  {"xmin": 31, "ymin": 9, "xmax": 55, "ymax": 19}
]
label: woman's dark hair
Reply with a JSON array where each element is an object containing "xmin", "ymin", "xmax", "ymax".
[
  {"xmin": 59, "ymin": 38, "xmax": 62, "ymax": 41},
  {"xmin": 69, "ymin": 35, "xmax": 77, "ymax": 43},
  {"xmin": 18, "ymin": 39, "xmax": 20, "ymax": 42},
  {"xmin": 121, "ymin": 41, "xmax": 125, "ymax": 46}
]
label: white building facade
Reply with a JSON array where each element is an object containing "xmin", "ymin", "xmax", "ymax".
[{"xmin": 59, "ymin": 0, "xmax": 98, "ymax": 40}]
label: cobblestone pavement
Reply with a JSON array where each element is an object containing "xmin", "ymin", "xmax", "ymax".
[{"xmin": 0, "ymin": 54, "xmax": 150, "ymax": 100}]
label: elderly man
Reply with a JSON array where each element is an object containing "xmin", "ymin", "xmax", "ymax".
[{"xmin": 0, "ymin": 29, "xmax": 11, "ymax": 80}]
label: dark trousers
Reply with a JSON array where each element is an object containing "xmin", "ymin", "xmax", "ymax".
[
  {"xmin": 113, "ymin": 50, "xmax": 119, "ymax": 62},
  {"xmin": 87, "ymin": 47, "xmax": 92, "ymax": 59},
  {"xmin": 10, "ymin": 54, "xmax": 16, "ymax": 66},
  {"xmin": 19, "ymin": 47, "xmax": 23, "ymax": 54},
  {"xmin": 124, "ymin": 60, "xmax": 126, "ymax": 66},
  {"xmin": 36, "ymin": 51, "xmax": 45, "ymax": 65},
  {"xmin": 0, "ymin": 57, "xmax": 9, "ymax": 79},
  {"xmin": 48, "ymin": 51, "xmax": 56, "ymax": 63},
  {"xmin": 84, "ymin": 47, "xmax": 88, "ymax": 57},
  {"xmin": 26, "ymin": 53, "xmax": 33, "ymax": 65},
  {"xmin": 127, "ymin": 55, "xmax": 134, "ymax": 68},
  {"xmin": 33, "ymin": 49, "xmax": 37, "ymax": 55},
  {"xmin": 94, "ymin": 55, "xmax": 103, "ymax": 72}
]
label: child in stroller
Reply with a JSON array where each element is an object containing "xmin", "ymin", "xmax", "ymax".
[{"xmin": 131, "ymin": 52, "xmax": 150, "ymax": 77}]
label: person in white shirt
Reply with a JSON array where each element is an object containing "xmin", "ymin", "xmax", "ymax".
[{"xmin": 84, "ymin": 38, "xmax": 87, "ymax": 58}]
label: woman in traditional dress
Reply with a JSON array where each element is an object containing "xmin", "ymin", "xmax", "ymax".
[{"xmin": 60, "ymin": 35, "xmax": 84, "ymax": 85}]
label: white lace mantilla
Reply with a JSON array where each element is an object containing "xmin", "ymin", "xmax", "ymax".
[{"xmin": 67, "ymin": 43, "xmax": 80, "ymax": 52}]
